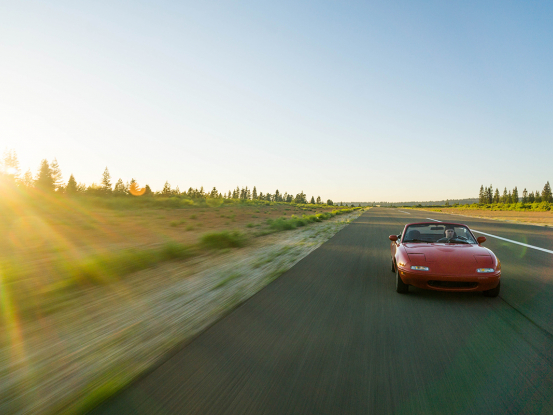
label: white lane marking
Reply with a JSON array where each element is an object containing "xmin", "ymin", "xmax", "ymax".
[
  {"xmin": 423, "ymin": 217, "xmax": 553, "ymax": 255},
  {"xmin": 400, "ymin": 210, "xmax": 411, "ymax": 214},
  {"xmin": 470, "ymin": 230, "xmax": 553, "ymax": 255}
]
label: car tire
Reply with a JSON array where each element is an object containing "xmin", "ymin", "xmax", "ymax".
[
  {"xmin": 483, "ymin": 281, "xmax": 500, "ymax": 297},
  {"xmin": 396, "ymin": 269, "xmax": 409, "ymax": 294}
]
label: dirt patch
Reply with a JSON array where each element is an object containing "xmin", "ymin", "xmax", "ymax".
[
  {"xmin": 409, "ymin": 207, "xmax": 553, "ymax": 227},
  {"xmin": 0, "ymin": 209, "xmax": 366, "ymax": 415}
]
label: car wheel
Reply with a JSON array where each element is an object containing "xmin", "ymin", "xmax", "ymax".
[
  {"xmin": 396, "ymin": 269, "xmax": 409, "ymax": 294},
  {"xmin": 483, "ymin": 281, "xmax": 500, "ymax": 297},
  {"xmin": 391, "ymin": 258, "xmax": 396, "ymax": 272}
]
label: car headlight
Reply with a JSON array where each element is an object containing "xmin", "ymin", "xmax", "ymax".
[
  {"xmin": 411, "ymin": 266, "xmax": 429, "ymax": 271},
  {"xmin": 477, "ymin": 268, "xmax": 494, "ymax": 273}
]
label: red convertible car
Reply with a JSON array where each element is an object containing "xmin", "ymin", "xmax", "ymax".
[{"xmin": 389, "ymin": 222, "xmax": 501, "ymax": 297}]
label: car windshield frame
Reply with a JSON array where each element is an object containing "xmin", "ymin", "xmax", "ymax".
[{"xmin": 401, "ymin": 223, "xmax": 477, "ymax": 244}]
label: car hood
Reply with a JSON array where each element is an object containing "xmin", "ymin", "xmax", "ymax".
[{"xmin": 402, "ymin": 243, "xmax": 494, "ymax": 270}]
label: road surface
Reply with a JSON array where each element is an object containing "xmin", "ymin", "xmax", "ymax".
[{"xmin": 90, "ymin": 208, "xmax": 553, "ymax": 414}]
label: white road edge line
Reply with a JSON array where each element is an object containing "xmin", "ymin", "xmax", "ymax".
[
  {"xmin": 470, "ymin": 230, "xmax": 553, "ymax": 255},
  {"xmin": 424, "ymin": 218, "xmax": 553, "ymax": 255}
]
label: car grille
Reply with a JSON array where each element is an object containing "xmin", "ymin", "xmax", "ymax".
[{"xmin": 428, "ymin": 281, "xmax": 478, "ymax": 289}]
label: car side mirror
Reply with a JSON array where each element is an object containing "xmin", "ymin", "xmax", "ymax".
[
  {"xmin": 389, "ymin": 235, "xmax": 398, "ymax": 242},
  {"xmin": 477, "ymin": 236, "xmax": 486, "ymax": 244}
]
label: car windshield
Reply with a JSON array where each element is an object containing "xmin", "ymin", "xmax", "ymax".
[{"xmin": 402, "ymin": 224, "xmax": 477, "ymax": 244}]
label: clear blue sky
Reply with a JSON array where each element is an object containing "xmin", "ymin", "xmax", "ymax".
[{"xmin": 1, "ymin": 1, "xmax": 552, "ymax": 202}]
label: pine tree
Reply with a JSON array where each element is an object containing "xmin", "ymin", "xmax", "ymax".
[
  {"xmin": 1, "ymin": 149, "xmax": 20, "ymax": 181},
  {"xmin": 294, "ymin": 191, "xmax": 307, "ymax": 204},
  {"xmin": 252, "ymin": 186, "xmax": 257, "ymax": 200},
  {"xmin": 101, "ymin": 167, "xmax": 112, "ymax": 194},
  {"xmin": 535, "ymin": 190, "xmax": 542, "ymax": 203},
  {"xmin": 274, "ymin": 189, "xmax": 281, "ymax": 202},
  {"xmin": 114, "ymin": 178, "xmax": 126, "ymax": 195},
  {"xmin": 542, "ymin": 181, "xmax": 552, "ymax": 203},
  {"xmin": 502, "ymin": 187, "xmax": 508, "ymax": 204},
  {"xmin": 507, "ymin": 191, "xmax": 512, "ymax": 204},
  {"xmin": 35, "ymin": 159, "xmax": 55, "ymax": 192},
  {"xmin": 528, "ymin": 191, "xmax": 535, "ymax": 203},
  {"xmin": 128, "ymin": 179, "xmax": 139, "ymax": 196},
  {"xmin": 310, "ymin": 196, "xmax": 315, "ymax": 204},
  {"xmin": 162, "ymin": 181, "xmax": 172, "ymax": 195},
  {"xmin": 259, "ymin": 192, "xmax": 264, "ymax": 200},
  {"xmin": 144, "ymin": 185, "xmax": 153, "ymax": 196},
  {"xmin": 246, "ymin": 186, "xmax": 251, "ymax": 200},
  {"xmin": 493, "ymin": 188, "xmax": 500, "ymax": 204},
  {"xmin": 50, "ymin": 158, "xmax": 64, "ymax": 191},
  {"xmin": 478, "ymin": 185, "xmax": 485, "ymax": 204},
  {"xmin": 316, "ymin": 196, "xmax": 321, "ymax": 204},
  {"xmin": 487, "ymin": 185, "xmax": 493, "ymax": 204},
  {"xmin": 210, "ymin": 187, "xmax": 218, "ymax": 198},
  {"xmin": 20, "ymin": 169, "xmax": 34, "ymax": 188},
  {"xmin": 66, "ymin": 174, "xmax": 78, "ymax": 194},
  {"xmin": 522, "ymin": 188, "xmax": 528, "ymax": 204},
  {"xmin": 512, "ymin": 187, "xmax": 519, "ymax": 204}
]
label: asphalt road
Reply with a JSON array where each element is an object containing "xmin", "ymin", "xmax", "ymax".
[{"xmin": 90, "ymin": 208, "xmax": 553, "ymax": 415}]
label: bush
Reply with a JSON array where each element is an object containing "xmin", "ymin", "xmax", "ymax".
[
  {"xmin": 200, "ymin": 231, "xmax": 247, "ymax": 249},
  {"xmin": 160, "ymin": 242, "xmax": 193, "ymax": 260}
]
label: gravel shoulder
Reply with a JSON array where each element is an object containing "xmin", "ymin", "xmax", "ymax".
[{"xmin": 0, "ymin": 209, "xmax": 366, "ymax": 415}]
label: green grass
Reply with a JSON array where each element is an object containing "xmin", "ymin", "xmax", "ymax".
[
  {"xmin": 214, "ymin": 272, "xmax": 242, "ymax": 288},
  {"xmin": 0, "ymin": 241, "xmax": 197, "ymax": 318},
  {"xmin": 200, "ymin": 231, "xmax": 247, "ymax": 249},
  {"xmin": 69, "ymin": 242, "xmax": 194, "ymax": 285}
]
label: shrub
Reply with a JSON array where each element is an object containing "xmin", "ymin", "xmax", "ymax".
[
  {"xmin": 200, "ymin": 231, "xmax": 247, "ymax": 249},
  {"xmin": 160, "ymin": 242, "xmax": 193, "ymax": 260}
]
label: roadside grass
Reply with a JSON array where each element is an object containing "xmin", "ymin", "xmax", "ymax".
[
  {"xmin": 407, "ymin": 201, "xmax": 552, "ymax": 212},
  {"xmin": 265, "ymin": 208, "xmax": 360, "ymax": 232},
  {"xmin": 253, "ymin": 246, "xmax": 292, "ymax": 268},
  {"xmin": 0, "ymin": 197, "xmax": 364, "ymax": 318},
  {"xmin": 200, "ymin": 231, "xmax": 247, "ymax": 249},
  {"xmin": 213, "ymin": 272, "xmax": 242, "ymax": 289}
]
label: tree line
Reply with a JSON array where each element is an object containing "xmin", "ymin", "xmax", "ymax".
[
  {"xmin": 0, "ymin": 150, "xmax": 334, "ymax": 205},
  {"xmin": 478, "ymin": 182, "xmax": 552, "ymax": 204}
]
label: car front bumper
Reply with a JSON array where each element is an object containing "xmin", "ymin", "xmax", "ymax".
[{"xmin": 398, "ymin": 268, "xmax": 501, "ymax": 292}]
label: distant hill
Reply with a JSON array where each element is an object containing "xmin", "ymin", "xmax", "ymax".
[{"xmin": 345, "ymin": 198, "xmax": 479, "ymax": 207}]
